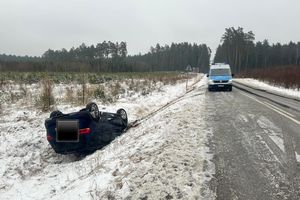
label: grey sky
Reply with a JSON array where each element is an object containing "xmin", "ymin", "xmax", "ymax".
[{"xmin": 0, "ymin": 0, "xmax": 300, "ymax": 57}]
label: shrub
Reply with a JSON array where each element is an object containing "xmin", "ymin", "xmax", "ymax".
[
  {"xmin": 0, "ymin": 77, "xmax": 5, "ymax": 90},
  {"xmin": 78, "ymin": 75, "xmax": 88, "ymax": 105},
  {"xmin": 65, "ymin": 86, "xmax": 76, "ymax": 103},
  {"xmin": 111, "ymin": 82, "xmax": 122, "ymax": 98},
  {"xmin": 20, "ymin": 84, "xmax": 27, "ymax": 97},
  {"xmin": 38, "ymin": 79, "xmax": 55, "ymax": 111},
  {"xmin": 94, "ymin": 86, "xmax": 106, "ymax": 100}
]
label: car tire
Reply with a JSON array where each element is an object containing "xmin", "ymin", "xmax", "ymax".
[
  {"xmin": 86, "ymin": 102, "xmax": 100, "ymax": 121},
  {"xmin": 50, "ymin": 110, "xmax": 63, "ymax": 118},
  {"xmin": 228, "ymin": 86, "xmax": 232, "ymax": 91},
  {"xmin": 117, "ymin": 109, "xmax": 128, "ymax": 127}
]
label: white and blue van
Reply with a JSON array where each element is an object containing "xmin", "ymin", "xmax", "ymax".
[{"xmin": 207, "ymin": 63, "xmax": 233, "ymax": 91}]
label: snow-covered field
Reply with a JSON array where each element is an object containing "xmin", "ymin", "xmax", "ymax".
[
  {"xmin": 0, "ymin": 74, "xmax": 215, "ymax": 199},
  {"xmin": 234, "ymin": 78, "xmax": 300, "ymax": 100}
]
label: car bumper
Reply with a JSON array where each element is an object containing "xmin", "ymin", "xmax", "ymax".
[{"xmin": 208, "ymin": 83, "xmax": 232, "ymax": 89}]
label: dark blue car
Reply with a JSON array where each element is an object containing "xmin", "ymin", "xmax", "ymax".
[{"xmin": 45, "ymin": 102, "xmax": 128, "ymax": 154}]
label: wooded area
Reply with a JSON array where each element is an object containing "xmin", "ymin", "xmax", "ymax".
[
  {"xmin": 0, "ymin": 41, "xmax": 211, "ymax": 72},
  {"xmin": 214, "ymin": 27, "xmax": 300, "ymax": 73},
  {"xmin": 1, "ymin": 27, "xmax": 299, "ymax": 75},
  {"xmin": 127, "ymin": 43, "xmax": 211, "ymax": 72}
]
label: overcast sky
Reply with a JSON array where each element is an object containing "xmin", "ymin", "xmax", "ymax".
[{"xmin": 0, "ymin": 0, "xmax": 300, "ymax": 57}]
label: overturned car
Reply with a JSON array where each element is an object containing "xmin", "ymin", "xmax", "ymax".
[{"xmin": 45, "ymin": 102, "xmax": 128, "ymax": 154}]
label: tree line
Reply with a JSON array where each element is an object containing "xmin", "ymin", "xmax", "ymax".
[
  {"xmin": 214, "ymin": 27, "xmax": 300, "ymax": 73},
  {"xmin": 127, "ymin": 43, "xmax": 211, "ymax": 72},
  {"xmin": 0, "ymin": 41, "xmax": 211, "ymax": 72}
]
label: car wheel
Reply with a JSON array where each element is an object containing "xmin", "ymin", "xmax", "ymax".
[
  {"xmin": 86, "ymin": 102, "xmax": 100, "ymax": 121},
  {"xmin": 228, "ymin": 86, "xmax": 232, "ymax": 91},
  {"xmin": 117, "ymin": 109, "xmax": 128, "ymax": 127},
  {"xmin": 50, "ymin": 110, "xmax": 63, "ymax": 118}
]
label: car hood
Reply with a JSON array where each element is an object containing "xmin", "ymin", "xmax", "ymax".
[{"xmin": 209, "ymin": 75, "xmax": 232, "ymax": 81}]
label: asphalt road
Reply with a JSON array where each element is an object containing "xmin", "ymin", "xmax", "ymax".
[
  {"xmin": 233, "ymin": 81, "xmax": 300, "ymax": 113},
  {"xmin": 206, "ymin": 85, "xmax": 300, "ymax": 200}
]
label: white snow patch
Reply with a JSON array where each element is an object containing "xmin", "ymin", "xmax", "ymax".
[
  {"xmin": 296, "ymin": 152, "xmax": 300, "ymax": 162},
  {"xmin": 0, "ymin": 74, "xmax": 214, "ymax": 199},
  {"xmin": 257, "ymin": 116, "xmax": 285, "ymax": 152},
  {"xmin": 234, "ymin": 78, "xmax": 300, "ymax": 100}
]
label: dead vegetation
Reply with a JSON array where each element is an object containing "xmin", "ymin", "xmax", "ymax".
[
  {"xmin": 240, "ymin": 65, "xmax": 300, "ymax": 89},
  {"xmin": 0, "ymin": 77, "xmax": 5, "ymax": 90},
  {"xmin": 79, "ymin": 75, "xmax": 88, "ymax": 105},
  {"xmin": 37, "ymin": 79, "xmax": 55, "ymax": 111},
  {"xmin": 65, "ymin": 86, "xmax": 76, "ymax": 103},
  {"xmin": 93, "ymin": 85, "xmax": 113, "ymax": 103},
  {"xmin": 0, "ymin": 72, "xmax": 197, "ymax": 111}
]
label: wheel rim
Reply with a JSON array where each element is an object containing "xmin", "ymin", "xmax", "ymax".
[
  {"xmin": 90, "ymin": 105, "xmax": 99, "ymax": 118},
  {"xmin": 120, "ymin": 110, "xmax": 127, "ymax": 120}
]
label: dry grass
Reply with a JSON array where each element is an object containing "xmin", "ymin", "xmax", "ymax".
[
  {"xmin": 111, "ymin": 82, "xmax": 124, "ymax": 98},
  {"xmin": 65, "ymin": 86, "xmax": 76, "ymax": 103},
  {"xmin": 0, "ymin": 77, "xmax": 5, "ymax": 90},
  {"xmin": 38, "ymin": 79, "xmax": 55, "ymax": 111},
  {"xmin": 79, "ymin": 76, "xmax": 88, "ymax": 105},
  {"xmin": 1, "ymin": 72, "xmax": 198, "ymax": 110},
  {"xmin": 0, "ymin": 71, "xmax": 193, "ymax": 84},
  {"xmin": 93, "ymin": 85, "xmax": 113, "ymax": 103},
  {"xmin": 240, "ymin": 65, "xmax": 300, "ymax": 89}
]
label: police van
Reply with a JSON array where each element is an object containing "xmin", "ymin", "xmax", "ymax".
[{"xmin": 207, "ymin": 63, "xmax": 233, "ymax": 91}]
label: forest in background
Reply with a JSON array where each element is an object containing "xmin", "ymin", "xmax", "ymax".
[
  {"xmin": 214, "ymin": 27, "xmax": 300, "ymax": 73},
  {"xmin": 0, "ymin": 41, "xmax": 211, "ymax": 73},
  {"xmin": 1, "ymin": 27, "xmax": 299, "ymax": 88},
  {"xmin": 214, "ymin": 27, "xmax": 300, "ymax": 87}
]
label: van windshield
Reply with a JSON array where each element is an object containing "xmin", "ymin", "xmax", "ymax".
[{"xmin": 210, "ymin": 68, "xmax": 231, "ymax": 76}]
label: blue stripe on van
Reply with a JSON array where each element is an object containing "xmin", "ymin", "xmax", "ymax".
[{"xmin": 210, "ymin": 75, "xmax": 232, "ymax": 81}]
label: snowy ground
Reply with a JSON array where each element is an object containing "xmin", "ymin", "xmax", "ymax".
[
  {"xmin": 0, "ymin": 74, "xmax": 215, "ymax": 199},
  {"xmin": 234, "ymin": 78, "xmax": 300, "ymax": 100}
]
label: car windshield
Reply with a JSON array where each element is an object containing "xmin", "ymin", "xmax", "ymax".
[{"xmin": 210, "ymin": 68, "xmax": 231, "ymax": 76}]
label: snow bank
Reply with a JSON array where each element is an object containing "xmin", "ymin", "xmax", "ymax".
[{"xmin": 234, "ymin": 78, "xmax": 300, "ymax": 100}]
